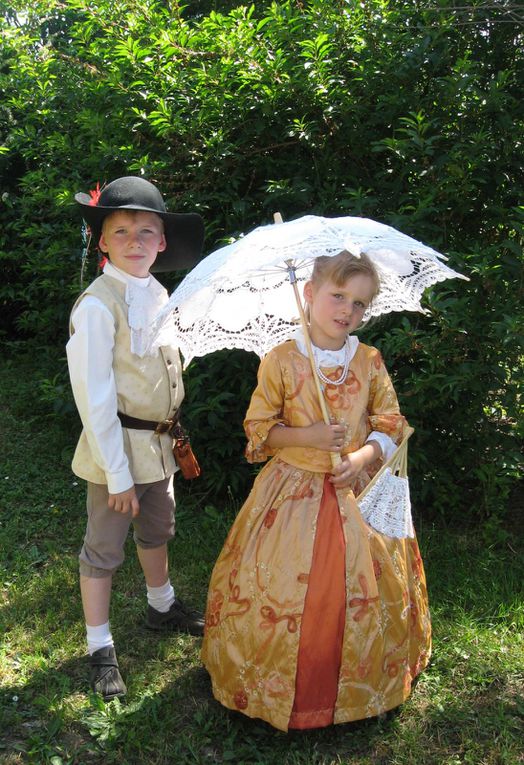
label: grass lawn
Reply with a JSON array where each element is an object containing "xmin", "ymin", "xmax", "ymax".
[{"xmin": 0, "ymin": 352, "xmax": 522, "ymax": 765}]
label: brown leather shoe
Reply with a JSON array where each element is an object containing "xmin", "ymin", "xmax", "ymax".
[
  {"xmin": 145, "ymin": 597, "xmax": 204, "ymax": 636},
  {"xmin": 89, "ymin": 646, "xmax": 127, "ymax": 701}
]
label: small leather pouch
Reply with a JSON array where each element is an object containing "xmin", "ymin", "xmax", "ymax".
[{"xmin": 173, "ymin": 437, "xmax": 201, "ymax": 480}]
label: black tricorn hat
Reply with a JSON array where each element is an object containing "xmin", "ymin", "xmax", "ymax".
[{"xmin": 75, "ymin": 176, "xmax": 204, "ymax": 272}]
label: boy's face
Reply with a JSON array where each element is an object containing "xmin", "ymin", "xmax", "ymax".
[{"xmin": 99, "ymin": 210, "xmax": 166, "ymax": 278}]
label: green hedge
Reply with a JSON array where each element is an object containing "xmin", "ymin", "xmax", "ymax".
[{"xmin": 0, "ymin": 0, "xmax": 522, "ymax": 522}]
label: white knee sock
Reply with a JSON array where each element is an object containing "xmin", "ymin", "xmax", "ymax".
[
  {"xmin": 147, "ymin": 580, "xmax": 175, "ymax": 613},
  {"xmin": 86, "ymin": 622, "xmax": 114, "ymax": 655}
]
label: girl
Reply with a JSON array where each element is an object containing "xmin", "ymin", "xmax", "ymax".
[{"xmin": 201, "ymin": 251, "xmax": 431, "ymax": 731}]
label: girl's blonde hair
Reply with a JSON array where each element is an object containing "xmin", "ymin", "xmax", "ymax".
[
  {"xmin": 310, "ymin": 250, "xmax": 380, "ymax": 299},
  {"xmin": 304, "ymin": 251, "xmax": 380, "ymax": 326}
]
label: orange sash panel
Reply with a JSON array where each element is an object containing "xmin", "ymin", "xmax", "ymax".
[{"xmin": 289, "ymin": 476, "xmax": 346, "ymax": 729}]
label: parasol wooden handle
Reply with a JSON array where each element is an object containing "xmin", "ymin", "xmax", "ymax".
[
  {"xmin": 274, "ymin": 213, "xmax": 341, "ymax": 468},
  {"xmin": 284, "ymin": 260, "xmax": 342, "ymax": 469},
  {"xmin": 290, "ymin": 279, "xmax": 342, "ymax": 469}
]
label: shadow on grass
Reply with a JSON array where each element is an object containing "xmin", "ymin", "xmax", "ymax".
[
  {"xmin": 1, "ymin": 647, "xmax": 522, "ymax": 765},
  {"xmin": 1, "ymin": 518, "xmax": 523, "ymax": 764},
  {"xmin": 0, "ymin": 651, "xmax": 402, "ymax": 765}
]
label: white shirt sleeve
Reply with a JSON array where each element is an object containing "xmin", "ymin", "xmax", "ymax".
[
  {"xmin": 366, "ymin": 431, "xmax": 397, "ymax": 462},
  {"xmin": 66, "ymin": 296, "xmax": 134, "ymax": 493}
]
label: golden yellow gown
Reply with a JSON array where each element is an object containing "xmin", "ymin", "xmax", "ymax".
[{"xmin": 201, "ymin": 340, "xmax": 431, "ymax": 731}]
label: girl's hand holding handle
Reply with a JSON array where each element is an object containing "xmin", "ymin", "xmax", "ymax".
[
  {"xmin": 266, "ymin": 421, "xmax": 346, "ymax": 451},
  {"xmin": 305, "ymin": 421, "xmax": 346, "ymax": 452}
]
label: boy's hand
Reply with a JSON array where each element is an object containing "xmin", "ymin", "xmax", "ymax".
[
  {"xmin": 306, "ymin": 421, "xmax": 346, "ymax": 452},
  {"xmin": 108, "ymin": 486, "xmax": 140, "ymax": 517}
]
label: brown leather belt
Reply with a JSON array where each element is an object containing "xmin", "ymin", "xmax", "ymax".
[{"xmin": 117, "ymin": 411, "xmax": 179, "ymax": 436}]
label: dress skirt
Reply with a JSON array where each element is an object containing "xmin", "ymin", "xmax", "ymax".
[{"xmin": 201, "ymin": 458, "xmax": 431, "ymax": 732}]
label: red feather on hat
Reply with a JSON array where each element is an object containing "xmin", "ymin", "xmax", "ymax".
[
  {"xmin": 88, "ymin": 182, "xmax": 101, "ymax": 206},
  {"xmin": 85, "ymin": 182, "xmax": 106, "ymax": 266}
]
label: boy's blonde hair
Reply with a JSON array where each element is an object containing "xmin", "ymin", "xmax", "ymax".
[{"xmin": 310, "ymin": 250, "xmax": 381, "ymax": 300}]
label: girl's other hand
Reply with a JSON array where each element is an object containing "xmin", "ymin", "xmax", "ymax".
[
  {"xmin": 329, "ymin": 441, "xmax": 382, "ymax": 488},
  {"xmin": 329, "ymin": 452, "xmax": 366, "ymax": 487}
]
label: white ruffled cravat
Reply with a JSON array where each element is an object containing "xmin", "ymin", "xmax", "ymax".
[{"xmin": 104, "ymin": 262, "xmax": 173, "ymax": 357}]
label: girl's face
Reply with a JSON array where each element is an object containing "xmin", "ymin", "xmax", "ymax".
[{"xmin": 303, "ymin": 273, "xmax": 375, "ymax": 350}]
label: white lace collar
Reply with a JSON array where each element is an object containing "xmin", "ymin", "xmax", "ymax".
[
  {"xmin": 293, "ymin": 327, "xmax": 359, "ymax": 367},
  {"xmin": 103, "ymin": 262, "xmax": 171, "ymax": 357}
]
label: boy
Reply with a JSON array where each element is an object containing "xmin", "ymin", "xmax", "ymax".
[{"xmin": 67, "ymin": 176, "xmax": 205, "ymax": 700}]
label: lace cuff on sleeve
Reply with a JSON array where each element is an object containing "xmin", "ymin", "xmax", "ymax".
[
  {"xmin": 243, "ymin": 350, "xmax": 286, "ymax": 464},
  {"xmin": 366, "ymin": 431, "xmax": 397, "ymax": 461},
  {"xmin": 244, "ymin": 419, "xmax": 285, "ymax": 463},
  {"xmin": 368, "ymin": 413, "xmax": 407, "ymax": 444}
]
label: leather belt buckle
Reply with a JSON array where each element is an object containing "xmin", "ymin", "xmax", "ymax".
[{"xmin": 155, "ymin": 419, "xmax": 175, "ymax": 436}]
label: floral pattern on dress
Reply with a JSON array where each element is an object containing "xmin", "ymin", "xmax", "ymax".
[{"xmin": 202, "ymin": 340, "xmax": 431, "ymax": 732}]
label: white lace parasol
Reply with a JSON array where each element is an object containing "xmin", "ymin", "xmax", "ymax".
[{"xmin": 152, "ymin": 215, "xmax": 467, "ymax": 366}]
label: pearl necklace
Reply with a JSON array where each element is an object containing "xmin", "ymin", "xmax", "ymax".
[{"xmin": 315, "ymin": 337, "xmax": 351, "ymax": 387}]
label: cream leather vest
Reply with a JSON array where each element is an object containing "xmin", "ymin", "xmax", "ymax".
[{"xmin": 70, "ymin": 274, "xmax": 184, "ymax": 485}]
